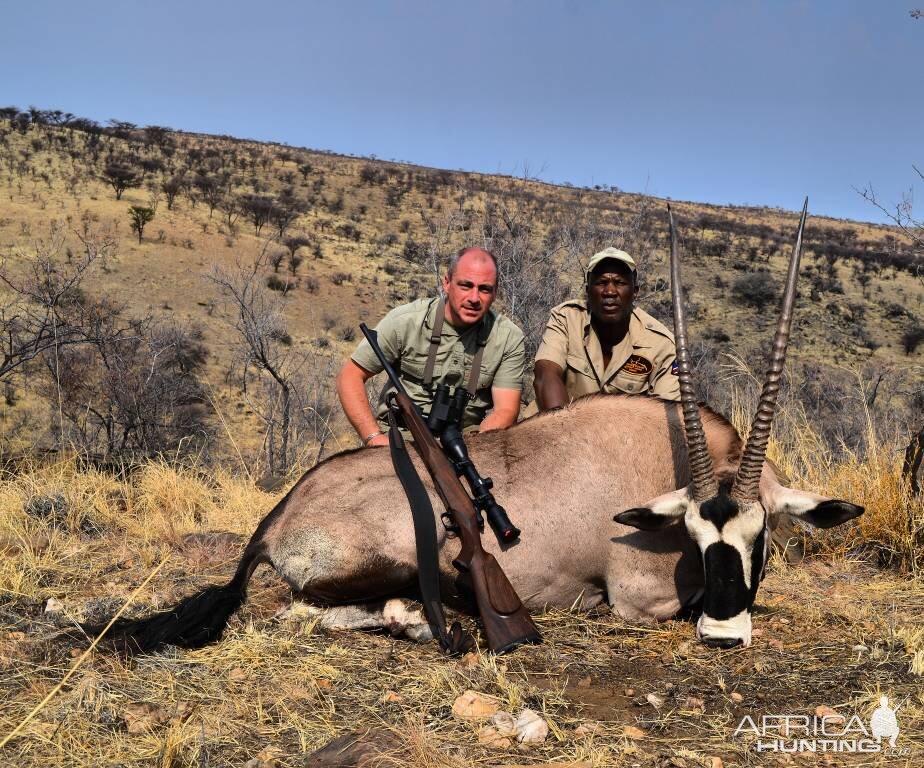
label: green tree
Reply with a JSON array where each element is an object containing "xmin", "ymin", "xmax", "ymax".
[
  {"xmin": 102, "ymin": 160, "xmax": 141, "ymax": 200},
  {"xmin": 128, "ymin": 206, "xmax": 155, "ymax": 243}
]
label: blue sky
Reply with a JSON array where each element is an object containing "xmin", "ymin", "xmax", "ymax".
[{"xmin": 2, "ymin": 1, "xmax": 921, "ymax": 222}]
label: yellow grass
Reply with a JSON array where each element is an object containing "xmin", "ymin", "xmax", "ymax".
[{"xmin": 1, "ymin": 435, "xmax": 922, "ymax": 766}]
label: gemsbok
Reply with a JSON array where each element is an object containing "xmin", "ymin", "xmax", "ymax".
[{"xmin": 86, "ymin": 200, "xmax": 863, "ymax": 653}]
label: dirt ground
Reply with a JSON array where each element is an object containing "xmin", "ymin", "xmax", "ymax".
[{"xmin": 1, "ymin": 525, "xmax": 921, "ymax": 767}]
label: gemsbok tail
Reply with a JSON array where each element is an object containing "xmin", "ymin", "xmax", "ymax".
[{"xmin": 82, "ymin": 544, "xmax": 265, "ymax": 654}]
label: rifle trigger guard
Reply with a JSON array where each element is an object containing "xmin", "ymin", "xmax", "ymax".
[{"xmin": 440, "ymin": 511, "xmax": 460, "ymax": 536}]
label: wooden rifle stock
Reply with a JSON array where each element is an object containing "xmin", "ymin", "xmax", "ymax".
[{"xmin": 391, "ymin": 390, "xmax": 541, "ymax": 653}]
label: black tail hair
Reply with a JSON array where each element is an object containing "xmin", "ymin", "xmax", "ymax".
[{"xmin": 82, "ymin": 545, "xmax": 265, "ymax": 654}]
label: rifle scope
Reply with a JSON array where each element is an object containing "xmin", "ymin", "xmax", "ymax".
[{"xmin": 426, "ymin": 384, "xmax": 521, "ymax": 543}]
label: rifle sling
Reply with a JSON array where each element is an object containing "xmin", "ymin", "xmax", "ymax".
[{"xmin": 386, "ymin": 408, "xmax": 473, "ymax": 655}]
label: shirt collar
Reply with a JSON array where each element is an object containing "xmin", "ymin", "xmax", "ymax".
[{"xmin": 581, "ymin": 304, "xmax": 651, "ymax": 349}]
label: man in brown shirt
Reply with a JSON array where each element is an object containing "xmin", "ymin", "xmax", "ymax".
[{"xmin": 533, "ymin": 248, "xmax": 680, "ymax": 411}]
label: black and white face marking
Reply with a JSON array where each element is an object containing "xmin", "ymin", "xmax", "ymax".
[
  {"xmin": 690, "ymin": 495, "xmax": 766, "ymax": 648},
  {"xmin": 614, "ymin": 483, "xmax": 862, "ymax": 649}
]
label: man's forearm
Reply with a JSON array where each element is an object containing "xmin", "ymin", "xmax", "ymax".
[
  {"xmin": 534, "ymin": 361, "xmax": 568, "ymax": 411},
  {"xmin": 336, "ymin": 362, "xmax": 381, "ymax": 441},
  {"xmin": 479, "ymin": 407, "xmax": 519, "ymax": 432}
]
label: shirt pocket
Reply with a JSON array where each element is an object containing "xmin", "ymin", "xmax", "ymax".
[
  {"xmin": 611, "ymin": 372, "xmax": 648, "ymax": 395},
  {"xmin": 566, "ymin": 352, "xmax": 596, "ymax": 381},
  {"xmin": 399, "ymin": 356, "xmax": 428, "ymax": 385},
  {"xmin": 477, "ymin": 346, "xmax": 510, "ymax": 389}
]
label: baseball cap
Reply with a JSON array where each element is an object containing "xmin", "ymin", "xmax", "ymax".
[{"xmin": 586, "ymin": 247, "xmax": 636, "ymax": 277}]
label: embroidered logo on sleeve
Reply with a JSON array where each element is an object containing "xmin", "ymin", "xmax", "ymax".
[
  {"xmin": 620, "ymin": 354, "xmax": 653, "ymax": 376},
  {"xmin": 671, "ymin": 361, "xmax": 679, "ymax": 375}
]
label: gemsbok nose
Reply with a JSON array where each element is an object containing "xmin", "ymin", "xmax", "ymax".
[{"xmin": 701, "ymin": 636, "xmax": 743, "ymax": 649}]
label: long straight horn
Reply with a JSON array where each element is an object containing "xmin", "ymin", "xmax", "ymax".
[
  {"xmin": 731, "ymin": 198, "xmax": 808, "ymax": 502},
  {"xmin": 669, "ymin": 205, "xmax": 717, "ymax": 502}
]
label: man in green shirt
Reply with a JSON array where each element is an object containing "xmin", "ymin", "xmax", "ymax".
[{"xmin": 337, "ymin": 247, "xmax": 525, "ymax": 448}]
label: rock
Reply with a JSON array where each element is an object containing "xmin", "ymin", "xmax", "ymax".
[
  {"xmin": 514, "ymin": 709, "xmax": 548, "ymax": 744},
  {"xmin": 382, "ymin": 690, "xmax": 403, "ymax": 703},
  {"xmin": 707, "ymin": 758, "xmax": 724, "ymax": 768},
  {"xmin": 814, "ymin": 705, "xmax": 844, "ymax": 724},
  {"xmin": 684, "ymin": 696, "xmax": 705, "ymax": 711},
  {"xmin": 768, "ymin": 638, "xmax": 784, "ymax": 651},
  {"xmin": 459, "ymin": 651, "xmax": 480, "ymax": 668},
  {"xmin": 491, "ymin": 711, "xmax": 518, "ymax": 736},
  {"xmin": 646, "ymin": 693, "xmax": 664, "ymax": 709},
  {"xmin": 301, "ymin": 729, "xmax": 406, "ymax": 767},
  {"xmin": 229, "ymin": 667, "xmax": 247, "ymax": 682},
  {"xmin": 574, "ymin": 721, "xmax": 601, "ymax": 737},
  {"xmin": 625, "ymin": 687, "xmax": 635, "ymax": 696},
  {"xmin": 44, "ymin": 597, "xmax": 64, "ymax": 613},
  {"xmin": 244, "ymin": 745, "xmax": 284, "ymax": 768},
  {"xmin": 122, "ymin": 702, "xmax": 166, "ymax": 734},
  {"xmin": 452, "ymin": 689, "xmax": 500, "ymax": 720},
  {"xmin": 730, "ymin": 692, "xmax": 743, "ymax": 704},
  {"xmin": 477, "ymin": 725, "xmax": 512, "ymax": 749},
  {"xmin": 624, "ymin": 725, "xmax": 647, "ymax": 739}
]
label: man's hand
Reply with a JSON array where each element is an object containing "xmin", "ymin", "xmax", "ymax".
[
  {"xmin": 533, "ymin": 359, "xmax": 569, "ymax": 411},
  {"xmin": 479, "ymin": 387, "xmax": 521, "ymax": 431}
]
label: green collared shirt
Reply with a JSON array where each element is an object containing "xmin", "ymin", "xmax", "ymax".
[
  {"xmin": 351, "ymin": 298, "xmax": 526, "ymax": 430},
  {"xmin": 535, "ymin": 300, "xmax": 680, "ymax": 401}
]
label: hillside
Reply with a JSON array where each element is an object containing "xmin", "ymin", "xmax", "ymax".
[{"xmin": 0, "ymin": 110, "xmax": 921, "ymax": 470}]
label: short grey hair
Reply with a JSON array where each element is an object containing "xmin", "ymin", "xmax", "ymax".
[{"xmin": 446, "ymin": 247, "xmax": 498, "ymax": 278}]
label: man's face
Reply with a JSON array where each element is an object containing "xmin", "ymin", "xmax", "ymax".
[
  {"xmin": 442, "ymin": 251, "xmax": 497, "ymax": 327},
  {"xmin": 586, "ymin": 260, "xmax": 638, "ymax": 325}
]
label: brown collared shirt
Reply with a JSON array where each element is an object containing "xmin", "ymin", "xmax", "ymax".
[{"xmin": 535, "ymin": 300, "xmax": 680, "ymax": 401}]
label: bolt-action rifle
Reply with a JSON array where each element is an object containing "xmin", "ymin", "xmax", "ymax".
[{"xmin": 360, "ymin": 323, "xmax": 541, "ymax": 653}]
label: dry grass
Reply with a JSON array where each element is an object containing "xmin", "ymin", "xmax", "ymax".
[
  {"xmin": 728, "ymin": 386, "xmax": 924, "ymax": 577},
  {"xmin": 1, "ymin": 431, "xmax": 922, "ymax": 767}
]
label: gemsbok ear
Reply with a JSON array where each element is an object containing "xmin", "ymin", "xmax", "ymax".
[
  {"xmin": 615, "ymin": 487, "xmax": 690, "ymax": 530},
  {"xmin": 795, "ymin": 499, "xmax": 865, "ymax": 529},
  {"xmin": 764, "ymin": 485, "xmax": 864, "ymax": 529}
]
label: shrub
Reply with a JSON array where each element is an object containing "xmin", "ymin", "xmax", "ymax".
[
  {"xmin": 266, "ymin": 275, "xmax": 293, "ymax": 292},
  {"xmin": 901, "ymin": 323, "xmax": 924, "ymax": 355},
  {"xmin": 731, "ymin": 271, "xmax": 778, "ymax": 309}
]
